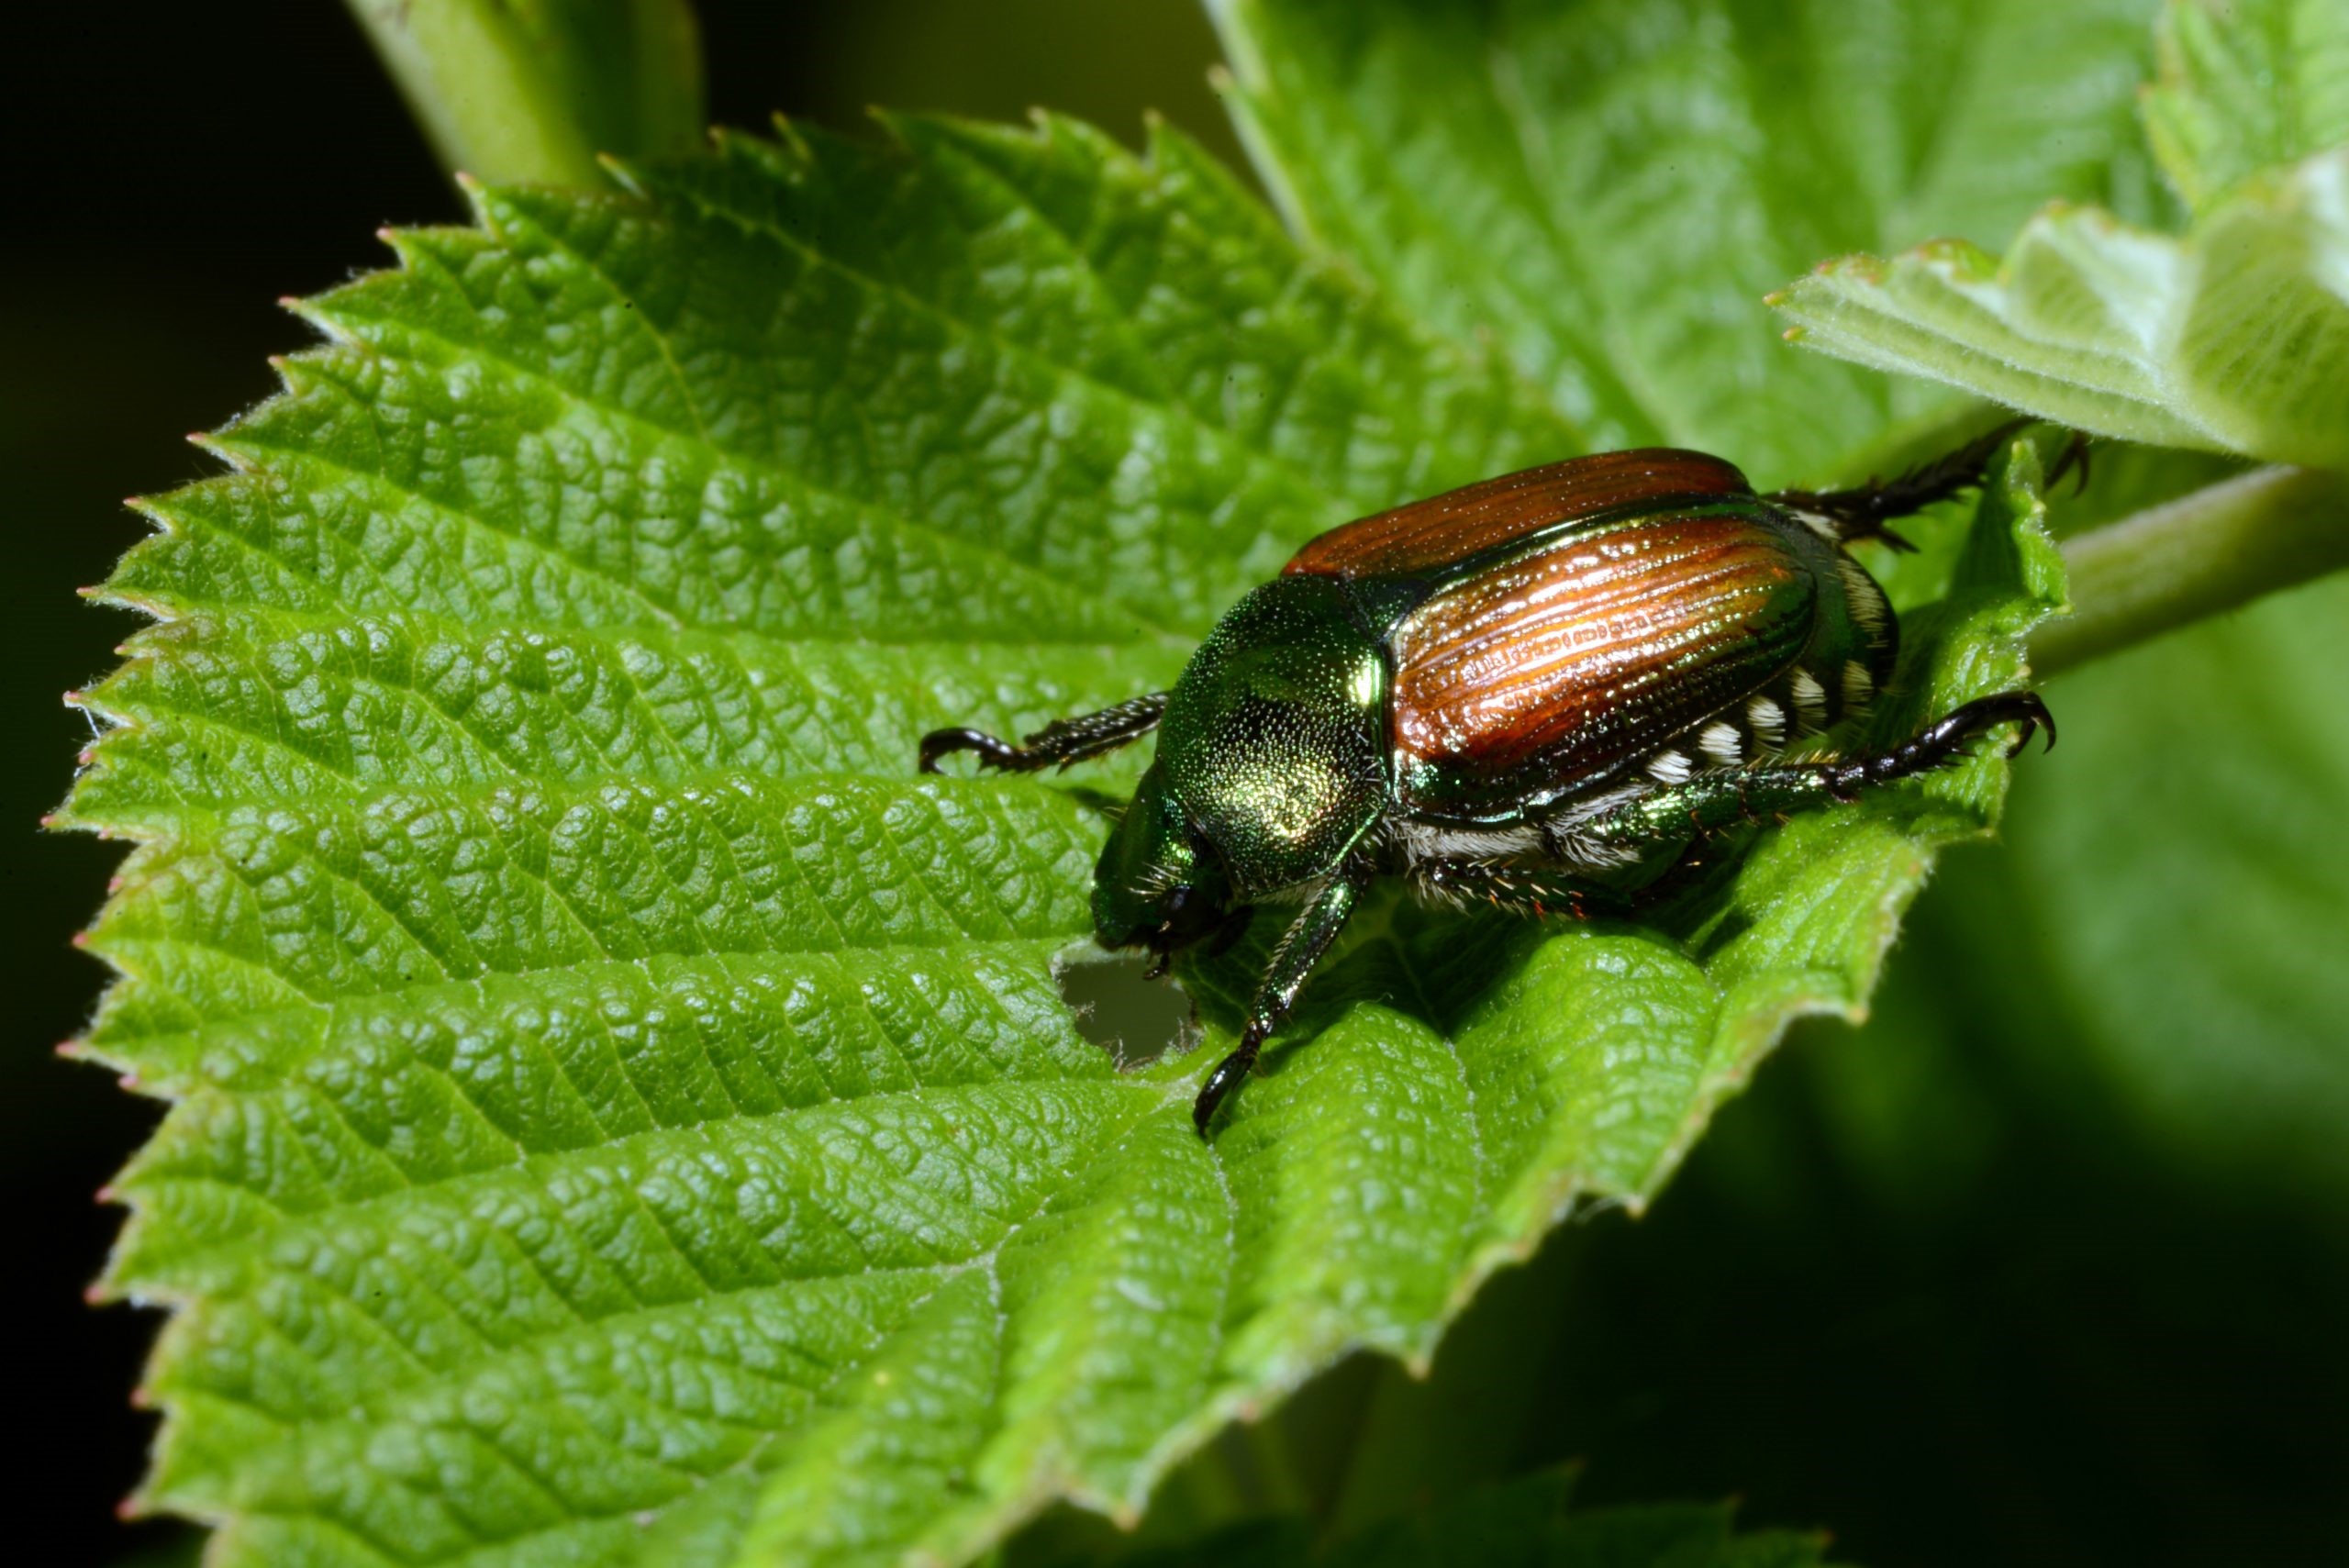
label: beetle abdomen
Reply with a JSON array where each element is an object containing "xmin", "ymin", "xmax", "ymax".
[{"xmin": 1387, "ymin": 508, "xmax": 1814, "ymax": 814}]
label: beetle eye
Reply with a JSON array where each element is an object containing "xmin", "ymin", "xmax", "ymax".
[{"xmin": 1151, "ymin": 882, "xmax": 1222, "ymax": 952}]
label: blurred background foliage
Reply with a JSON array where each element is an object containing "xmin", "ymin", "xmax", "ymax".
[{"xmin": 6, "ymin": 3, "xmax": 2343, "ymax": 1565}]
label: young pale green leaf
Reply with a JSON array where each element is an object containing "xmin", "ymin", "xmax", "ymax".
[
  {"xmin": 345, "ymin": 0, "xmax": 705, "ymax": 185},
  {"xmin": 73, "ymin": 53, "xmax": 2064, "ymax": 1568},
  {"xmin": 1117, "ymin": 1470, "xmax": 1830, "ymax": 1568},
  {"xmin": 1208, "ymin": 0, "xmax": 2164, "ymax": 482},
  {"xmin": 1771, "ymin": 0, "xmax": 2349, "ymax": 468},
  {"xmin": 1772, "ymin": 151, "xmax": 2349, "ymax": 466}
]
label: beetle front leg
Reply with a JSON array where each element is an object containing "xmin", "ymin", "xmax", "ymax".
[
  {"xmin": 1194, "ymin": 869, "xmax": 1368, "ymax": 1135},
  {"xmin": 1770, "ymin": 418, "xmax": 2085, "ymax": 550},
  {"xmin": 919, "ymin": 692, "xmax": 1169, "ymax": 774},
  {"xmin": 1575, "ymin": 692, "xmax": 2056, "ymax": 848}
]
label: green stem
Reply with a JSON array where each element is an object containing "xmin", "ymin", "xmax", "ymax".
[
  {"xmin": 2032, "ymin": 465, "xmax": 2349, "ymax": 676},
  {"xmin": 342, "ymin": 0, "xmax": 704, "ymax": 188}
]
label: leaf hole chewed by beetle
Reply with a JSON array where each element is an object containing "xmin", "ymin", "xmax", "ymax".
[{"xmin": 1054, "ymin": 946, "xmax": 1197, "ymax": 1071}]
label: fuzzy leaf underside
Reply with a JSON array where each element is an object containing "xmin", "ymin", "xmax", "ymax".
[
  {"xmin": 1772, "ymin": 0, "xmax": 2349, "ymax": 468},
  {"xmin": 74, "ymin": 58, "xmax": 2066, "ymax": 1568}
]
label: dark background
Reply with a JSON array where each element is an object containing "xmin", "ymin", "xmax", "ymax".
[{"xmin": 6, "ymin": 6, "xmax": 2343, "ymax": 1567}]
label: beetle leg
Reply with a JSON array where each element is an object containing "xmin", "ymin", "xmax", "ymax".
[
  {"xmin": 1570, "ymin": 692, "xmax": 2056, "ymax": 848},
  {"xmin": 1770, "ymin": 417, "xmax": 2074, "ymax": 549},
  {"xmin": 1194, "ymin": 869, "xmax": 1367, "ymax": 1135},
  {"xmin": 1819, "ymin": 691, "xmax": 2055, "ymax": 795},
  {"xmin": 918, "ymin": 692, "xmax": 1170, "ymax": 774}
]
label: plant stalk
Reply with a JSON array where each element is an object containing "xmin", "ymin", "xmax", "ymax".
[
  {"xmin": 342, "ymin": 0, "xmax": 704, "ymax": 188},
  {"xmin": 2032, "ymin": 464, "xmax": 2349, "ymax": 676}
]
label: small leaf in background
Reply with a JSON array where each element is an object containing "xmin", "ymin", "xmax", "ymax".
[{"xmin": 1772, "ymin": 0, "xmax": 2349, "ymax": 468}]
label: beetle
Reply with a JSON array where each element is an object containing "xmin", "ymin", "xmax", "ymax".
[{"xmin": 920, "ymin": 422, "xmax": 2065, "ymax": 1134}]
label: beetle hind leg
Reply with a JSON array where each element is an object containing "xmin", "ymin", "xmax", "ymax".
[
  {"xmin": 1822, "ymin": 691, "xmax": 2055, "ymax": 794},
  {"xmin": 1567, "ymin": 690, "xmax": 2055, "ymax": 856},
  {"xmin": 919, "ymin": 692, "xmax": 1170, "ymax": 774},
  {"xmin": 1770, "ymin": 417, "xmax": 2085, "ymax": 550}
]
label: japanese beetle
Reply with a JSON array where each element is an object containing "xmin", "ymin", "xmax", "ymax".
[{"xmin": 922, "ymin": 424, "xmax": 2061, "ymax": 1133}]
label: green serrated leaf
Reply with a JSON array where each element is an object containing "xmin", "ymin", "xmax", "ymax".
[
  {"xmin": 73, "ymin": 39, "xmax": 2073, "ymax": 1568},
  {"xmin": 1208, "ymin": 0, "xmax": 2164, "ymax": 480},
  {"xmin": 1772, "ymin": 0, "xmax": 2349, "ymax": 468}
]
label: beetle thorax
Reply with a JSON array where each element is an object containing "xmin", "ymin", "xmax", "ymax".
[{"xmin": 1153, "ymin": 577, "xmax": 1388, "ymax": 900}]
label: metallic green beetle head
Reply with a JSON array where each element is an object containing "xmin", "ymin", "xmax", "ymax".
[{"xmin": 1090, "ymin": 763, "xmax": 1234, "ymax": 960}]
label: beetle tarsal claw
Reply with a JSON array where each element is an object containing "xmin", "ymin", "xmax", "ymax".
[
  {"xmin": 1998, "ymin": 692, "xmax": 2057, "ymax": 756},
  {"xmin": 2048, "ymin": 430, "xmax": 2093, "ymax": 495},
  {"xmin": 1192, "ymin": 1023, "xmax": 1270, "ymax": 1135},
  {"xmin": 917, "ymin": 726, "xmax": 1019, "ymax": 774}
]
